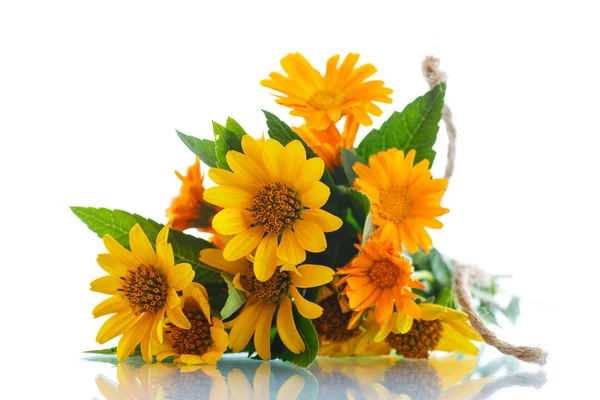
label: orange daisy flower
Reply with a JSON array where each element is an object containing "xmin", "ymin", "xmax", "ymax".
[
  {"xmin": 261, "ymin": 53, "xmax": 393, "ymax": 130},
  {"xmin": 293, "ymin": 114, "xmax": 360, "ymax": 171},
  {"xmin": 353, "ymin": 149, "xmax": 449, "ymax": 253},
  {"xmin": 166, "ymin": 157, "xmax": 219, "ymax": 234},
  {"xmin": 338, "ymin": 238, "xmax": 425, "ymax": 327}
]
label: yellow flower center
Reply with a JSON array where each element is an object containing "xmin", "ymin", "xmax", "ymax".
[
  {"xmin": 369, "ymin": 260, "xmax": 401, "ymax": 288},
  {"xmin": 250, "ymin": 182, "xmax": 303, "ymax": 235},
  {"xmin": 168, "ymin": 303, "xmax": 213, "ymax": 356},
  {"xmin": 243, "ymin": 268, "xmax": 291, "ymax": 304},
  {"xmin": 378, "ymin": 186, "xmax": 412, "ymax": 224},
  {"xmin": 313, "ymin": 296, "xmax": 356, "ymax": 343},
  {"xmin": 308, "ymin": 88, "xmax": 345, "ymax": 110},
  {"xmin": 120, "ymin": 264, "xmax": 168, "ymax": 315},
  {"xmin": 385, "ymin": 319, "xmax": 443, "ymax": 359}
]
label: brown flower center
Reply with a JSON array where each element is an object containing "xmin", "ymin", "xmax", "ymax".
[
  {"xmin": 168, "ymin": 303, "xmax": 213, "ymax": 356},
  {"xmin": 369, "ymin": 260, "xmax": 401, "ymax": 288},
  {"xmin": 249, "ymin": 182, "xmax": 303, "ymax": 235},
  {"xmin": 120, "ymin": 264, "xmax": 168, "ymax": 315},
  {"xmin": 378, "ymin": 186, "xmax": 411, "ymax": 224},
  {"xmin": 385, "ymin": 319, "xmax": 443, "ymax": 359},
  {"xmin": 242, "ymin": 268, "xmax": 291, "ymax": 304},
  {"xmin": 308, "ymin": 89, "xmax": 345, "ymax": 110},
  {"xmin": 313, "ymin": 296, "xmax": 356, "ymax": 343}
]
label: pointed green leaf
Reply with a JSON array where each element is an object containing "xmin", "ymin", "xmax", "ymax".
[
  {"xmin": 213, "ymin": 121, "xmax": 244, "ymax": 170},
  {"xmin": 340, "ymin": 147, "xmax": 366, "ymax": 186},
  {"xmin": 356, "ymin": 82, "xmax": 446, "ymax": 166},
  {"xmin": 176, "ymin": 130, "xmax": 218, "ymax": 168},
  {"xmin": 225, "ymin": 117, "xmax": 247, "ymax": 138},
  {"xmin": 70, "ymin": 207, "xmax": 223, "ymax": 284},
  {"xmin": 220, "ymin": 274, "xmax": 247, "ymax": 319},
  {"xmin": 262, "ymin": 110, "xmax": 316, "ymax": 157}
]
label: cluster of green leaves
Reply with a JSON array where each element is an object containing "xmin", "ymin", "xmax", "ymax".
[{"xmin": 409, "ymin": 248, "xmax": 521, "ymax": 326}]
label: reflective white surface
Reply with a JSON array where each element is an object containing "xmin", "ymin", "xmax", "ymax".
[{"xmin": 85, "ymin": 350, "xmax": 548, "ymax": 400}]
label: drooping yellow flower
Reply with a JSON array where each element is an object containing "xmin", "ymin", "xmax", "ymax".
[
  {"xmin": 200, "ymin": 248, "xmax": 334, "ymax": 360},
  {"xmin": 373, "ymin": 303, "xmax": 483, "ymax": 359},
  {"xmin": 166, "ymin": 157, "xmax": 220, "ymax": 234},
  {"xmin": 203, "ymin": 136, "xmax": 343, "ymax": 281},
  {"xmin": 338, "ymin": 238, "xmax": 425, "ymax": 327},
  {"xmin": 228, "ymin": 362, "xmax": 305, "ymax": 400},
  {"xmin": 293, "ymin": 114, "xmax": 360, "ymax": 171},
  {"xmin": 153, "ymin": 282, "xmax": 228, "ymax": 365},
  {"xmin": 90, "ymin": 224, "xmax": 195, "ymax": 363},
  {"xmin": 353, "ymin": 148, "xmax": 449, "ymax": 253},
  {"xmin": 261, "ymin": 53, "xmax": 393, "ymax": 130}
]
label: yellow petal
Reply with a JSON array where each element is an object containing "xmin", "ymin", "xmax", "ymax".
[
  {"xmin": 241, "ymin": 135, "xmax": 266, "ymax": 170},
  {"xmin": 276, "ymin": 229, "xmax": 306, "ymax": 265},
  {"xmin": 166, "ymin": 288, "xmax": 180, "ymax": 309},
  {"xmin": 419, "ymin": 303, "xmax": 445, "ymax": 321},
  {"xmin": 140, "ymin": 334, "xmax": 153, "ymax": 364},
  {"xmin": 96, "ymin": 254, "xmax": 127, "ymax": 277},
  {"xmin": 156, "ymin": 237, "xmax": 174, "ymax": 276},
  {"xmin": 229, "ymin": 302, "xmax": 260, "ymax": 352},
  {"xmin": 276, "ymin": 375, "xmax": 305, "ymax": 400},
  {"xmin": 90, "ymin": 275, "xmax": 121, "ymax": 295},
  {"xmin": 276, "ymin": 296, "xmax": 305, "ymax": 354},
  {"xmin": 226, "ymin": 150, "xmax": 270, "ymax": 188},
  {"xmin": 289, "ymin": 286, "xmax": 323, "ymax": 319},
  {"xmin": 262, "ymin": 138, "xmax": 284, "ymax": 182},
  {"xmin": 92, "ymin": 295, "xmax": 127, "ymax": 318},
  {"xmin": 299, "ymin": 181, "xmax": 330, "ymax": 209},
  {"xmin": 168, "ymin": 263, "xmax": 194, "ymax": 291},
  {"xmin": 436, "ymin": 325, "xmax": 479, "ymax": 356},
  {"xmin": 203, "ymin": 186, "xmax": 253, "ymax": 209},
  {"xmin": 253, "ymin": 233, "xmax": 279, "ymax": 282},
  {"xmin": 223, "ymin": 226, "xmax": 264, "ymax": 261},
  {"xmin": 117, "ymin": 313, "xmax": 152, "ymax": 361},
  {"xmin": 210, "ymin": 325, "xmax": 229, "ymax": 351},
  {"xmin": 151, "ymin": 310, "xmax": 165, "ymax": 344},
  {"xmin": 290, "ymin": 264, "xmax": 334, "ymax": 288},
  {"xmin": 208, "ymin": 167, "xmax": 259, "ymax": 192},
  {"xmin": 282, "ymin": 140, "xmax": 306, "ymax": 185},
  {"xmin": 254, "ymin": 303, "xmax": 277, "ymax": 360},
  {"xmin": 293, "ymin": 220, "xmax": 326, "ymax": 253},
  {"xmin": 96, "ymin": 311, "xmax": 139, "ymax": 344},
  {"xmin": 199, "ymin": 248, "xmax": 249, "ymax": 275},
  {"xmin": 396, "ymin": 312, "xmax": 414, "ymax": 334},
  {"xmin": 212, "ymin": 208, "xmax": 250, "ymax": 235},
  {"xmin": 103, "ymin": 234, "xmax": 139, "ymax": 268},
  {"xmin": 300, "ymin": 209, "xmax": 342, "ymax": 232},
  {"xmin": 129, "ymin": 224, "xmax": 156, "ymax": 267},
  {"xmin": 295, "ymin": 157, "xmax": 324, "ymax": 194},
  {"xmin": 166, "ymin": 304, "xmax": 190, "ymax": 329}
]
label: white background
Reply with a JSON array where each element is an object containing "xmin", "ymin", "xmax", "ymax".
[{"xmin": 1, "ymin": 1, "xmax": 598, "ymax": 398}]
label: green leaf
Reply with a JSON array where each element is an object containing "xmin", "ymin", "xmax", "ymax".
[
  {"xmin": 225, "ymin": 117, "xmax": 247, "ymax": 138},
  {"xmin": 275, "ymin": 306, "xmax": 319, "ymax": 368},
  {"xmin": 347, "ymin": 188, "xmax": 371, "ymax": 229},
  {"xmin": 70, "ymin": 207, "xmax": 224, "ymax": 284},
  {"xmin": 356, "ymin": 82, "xmax": 446, "ymax": 166},
  {"xmin": 341, "ymin": 147, "xmax": 366, "ymax": 186},
  {"xmin": 501, "ymin": 297, "xmax": 521, "ymax": 324},
  {"xmin": 435, "ymin": 287, "xmax": 456, "ymax": 309},
  {"xmin": 176, "ymin": 130, "xmax": 218, "ymax": 168},
  {"xmin": 220, "ymin": 274, "xmax": 247, "ymax": 319},
  {"xmin": 429, "ymin": 248, "xmax": 451, "ymax": 287},
  {"xmin": 213, "ymin": 121, "xmax": 244, "ymax": 170},
  {"xmin": 262, "ymin": 110, "xmax": 316, "ymax": 158}
]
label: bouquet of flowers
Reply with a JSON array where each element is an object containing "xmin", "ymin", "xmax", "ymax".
[{"xmin": 73, "ymin": 53, "xmax": 542, "ymax": 368}]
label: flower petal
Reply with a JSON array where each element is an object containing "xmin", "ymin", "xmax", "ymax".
[
  {"xmin": 253, "ymin": 233, "xmax": 279, "ymax": 282},
  {"xmin": 168, "ymin": 263, "xmax": 194, "ymax": 291},
  {"xmin": 226, "ymin": 150, "xmax": 270, "ymax": 188},
  {"xmin": 396, "ymin": 312, "xmax": 414, "ymax": 334},
  {"xmin": 262, "ymin": 138, "xmax": 284, "ymax": 182},
  {"xmin": 212, "ymin": 208, "xmax": 250, "ymax": 235},
  {"xmin": 96, "ymin": 254, "xmax": 127, "ymax": 277},
  {"xmin": 282, "ymin": 140, "xmax": 306, "ymax": 185},
  {"xmin": 276, "ymin": 229, "xmax": 306, "ymax": 266},
  {"xmin": 92, "ymin": 295, "xmax": 127, "ymax": 318},
  {"xmin": 208, "ymin": 167, "xmax": 259, "ymax": 192},
  {"xmin": 301, "ymin": 209, "xmax": 342, "ymax": 232},
  {"xmin": 203, "ymin": 186, "xmax": 253, "ymax": 209},
  {"xmin": 129, "ymin": 224, "xmax": 156, "ymax": 267},
  {"xmin": 299, "ymin": 181, "xmax": 330, "ymax": 209},
  {"xmin": 229, "ymin": 302, "xmax": 261, "ymax": 352},
  {"xmin": 103, "ymin": 234, "xmax": 139, "ymax": 268},
  {"xmin": 166, "ymin": 288, "xmax": 180, "ymax": 309},
  {"xmin": 166, "ymin": 304, "xmax": 191, "ymax": 330},
  {"xmin": 223, "ymin": 226, "xmax": 264, "ymax": 261},
  {"xmin": 289, "ymin": 286, "xmax": 323, "ymax": 319},
  {"xmin": 96, "ymin": 311, "xmax": 139, "ymax": 344},
  {"xmin": 293, "ymin": 220, "xmax": 327, "ymax": 253},
  {"xmin": 276, "ymin": 296, "xmax": 305, "ymax": 354},
  {"xmin": 117, "ymin": 313, "xmax": 152, "ymax": 361},
  {"xmin": 199, "ymin": 248, "xmax": 249, "ymax": 275},
  {"xmin": 90, "ymin": 275, "xmax": 121, "ymax": 295},
  {"xmin": 295, "ymin": 157, "xmax": 324, "ymax": 194},
  {"xmin": 254, "ymin": 303, "xmax": 277, "ymax": 360},
  {"xmin": 290, "ymin": 264, "xmax": 334, "ymax": 288}
]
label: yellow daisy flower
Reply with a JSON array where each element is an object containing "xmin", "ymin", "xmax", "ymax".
[
  {"xmin": 166, "ymin": 157, "xmax": 220, "ymax": 234},
  {"xmin": 90, "ymin": 224, "xmax": 195, "ymax": 363},
  {"xmin": 373, "ymin": 303, "xmax": 483, "ymax": 359},
  {"xmin": 337, "ymin": 238, "xmax": 425, "ymax": 327},
  {"xmin": 293, "ymin": 114, "xmax": 360, "ymax": 172},
  {"xmin": 203, "ymin": 136, "xmax": 343, "ymax": 281},
  {"xmin": 153, "ymin": 282, "xmax": 229, "ymax": 365},
  {"xmin": 353, "ymin": 148, "xmax": 449, "ymax": 253},
  {"xmin": 199, "ymin": 248, "xmax": 334, "ymax": 360},
  {"xmin": 261, "ymin": 53, "xmax": 393, "ymax": 130}
]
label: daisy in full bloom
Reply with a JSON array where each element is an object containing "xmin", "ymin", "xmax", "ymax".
[
  {"xmin": 199, "ymin": 248, "xmax": 334, "ymax": 360},
  {"xmin": 261, "ymin": 53, "xmax": 393, "ymax": 130},
  {"xmin": 153, "ymin": 282, "xmax": 228, "ymax": 365},
  {"xmin": 166, "ymin": 157, "xmax": 220, "ymax": 234},
  {"xmin": 337, "ymin": 238, "xmax": 425, "ymax": 327},
  {"xmin": 353, "ymin": 148, "xmax": 449, "ymax": 253},
  {"xmin": 293, "ymin": 114, "xmax": 360, "ymax": 172},
  {"xmin": 372, "ymin": 303, "xmax": 483, "ymax": 359},
  {"xmin": 90, "ymin": 224, "xmax": 195, "ymax": 363},
  {"xmin": 203, "ymin": 135, "xmax": 343, "ymax": 281}
]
